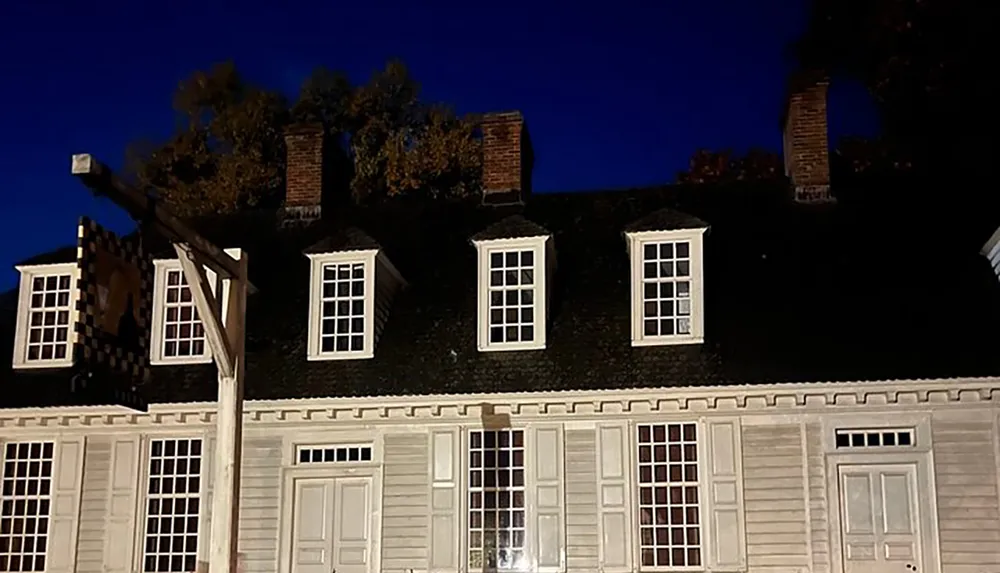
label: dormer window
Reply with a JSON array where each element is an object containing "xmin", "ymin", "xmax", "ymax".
[
  {"xmin": 12, "ymin": 263, "xmax": 77, "ymax": 369},
  {"xmin": 487, "ymin": 246, "xmax": 540, "ymax": 345},
  {"xmin": 305, "ymin": 229, "xmax": 405, "ymax": 361},
  {"xmin": 624, "ymin": 210, "xmax": 708, "ymax": 346},
  {"xmin": 315, "ymin": 256, "xmax": 370, "ymax": 356},
  {"xmin": 150, "ymin": 250, "xmax": 238, "ymax": 365},
  {"xmin": 472, "ymin": 216, "xmax": 553, "ymax": 352}
]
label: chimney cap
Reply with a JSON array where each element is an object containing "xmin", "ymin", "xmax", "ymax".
[
  {"xmin": 284, "ymin": 122, "xmax": 324, "ymax": 136},
  {"xmin": 786, "ymin": 69, "xmax": 830, "ymax": 95},
  {"xmin": 481, "ymin": 111, "xmax": 524, "ymax": 123}
]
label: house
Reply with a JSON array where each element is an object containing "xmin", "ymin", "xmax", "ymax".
[{"xmin": 2, "ymin": 75, "xmax": 1000, "ymax": 573}]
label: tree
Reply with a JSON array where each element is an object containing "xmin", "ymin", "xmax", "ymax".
[
  {"xmin": 129, "ymin": 60, "xmax": 481, "ymax": 217},
  {"xmin": 677, "ymin": 148, "xmax": 783, "ymax": 184},
  {"xmin": 793, "ymin": 0, "xmax": 989, "ymax": 178}
]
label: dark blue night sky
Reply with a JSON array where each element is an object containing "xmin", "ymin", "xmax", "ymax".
[{"xmin": 0, "ymin": 0, "xmax": 878, "ymax": 290}]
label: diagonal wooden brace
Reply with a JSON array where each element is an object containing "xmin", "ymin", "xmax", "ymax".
[{"xmin": 174, "ymin": 243, "xmax": 235, "ymax": 378}]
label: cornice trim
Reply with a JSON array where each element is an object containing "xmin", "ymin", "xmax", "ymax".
[{"xmin": 1, "ymin": 377, "xmax": 998, "ymax": 430}]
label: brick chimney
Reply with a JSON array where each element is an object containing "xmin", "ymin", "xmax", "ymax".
[
  {"xmin": 783, "ymin": 73, "xmax": 834, "ymax": 203},
  {"xmin": 481, "ymin": 111, "xmax": 534, "ymax": 206},
  {"xmin": 282, "ymin": 123, "xmax": 324, "ymax": 223}
]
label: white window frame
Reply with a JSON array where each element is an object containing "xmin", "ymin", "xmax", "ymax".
[
  {"xmin": 625, "ymin": 228, "xmax": 707, "ymax": 346},
  {"xmin": 472, "ymin": 235, "xmax": 549, "ymax": 352},
  {"xmin": 137, "ymin": 435, "xmax": 206, "ymax": 573},
  {"xmin": 0, "ymin": 439, "xmax": 56, "ymax": 572},
  {"xmin": 306, "ymin": 249, "xmax": 377, "ymax": 361},
  {"xmin": 462, "ymin": 427, "xmax": 531, "ymax": 572},
  {"xmin": 149, "ymin": 249, "xmax": 240, "ymax": 366},
  {"xmin": 633, "ymin": 420, "xmax": 707, "ymax": 572},
  {"xmin": 11, "ymin": 263, "xmax": 78, "ymax": 370}
]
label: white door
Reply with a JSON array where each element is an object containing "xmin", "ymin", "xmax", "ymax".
[
  {"xmin": 838, "ymin": 463, "xmax": 922, "ymax": 573},
  {"xmin": 290, "ymin": 477, "xmax": 373, "ymax": 573}
]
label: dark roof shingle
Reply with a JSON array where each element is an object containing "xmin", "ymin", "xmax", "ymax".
[{"xmin": 3, "ymin": 181, "xmax": 1000, "ymax": 408}]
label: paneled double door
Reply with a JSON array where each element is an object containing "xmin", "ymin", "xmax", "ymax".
[
  {"xmin": 289, "ymin": 476, "xmax": 373, "ymax": 573},
  {"xmin": 837, "ymin": 463, "xmax": 925, "ymax": 573}
]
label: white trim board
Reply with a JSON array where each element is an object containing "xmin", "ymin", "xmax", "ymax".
[{"xmin": 1, "ymin": 377, "xmax": 997, "ymax": 431}]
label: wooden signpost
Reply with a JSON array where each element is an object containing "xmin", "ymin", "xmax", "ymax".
[{"xmin": 71, "ymin": 153, "xmax": 252, "ymax": 573}]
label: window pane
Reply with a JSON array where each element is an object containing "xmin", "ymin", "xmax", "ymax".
[
  {"xmin": 24, "ymin": 274, "xmax": 73, "ymax": 363},
  {"xmin": 636, "ymin": 423, "xmax": 702, "ymax": 568},
  {"xmin": 142, "ymin": 439, "xmax": 202, "ymax": 572},
  {"xmin": 486, "ymin": 250, "xmax": 537, "ymax": 344},
  {"xmin": 639, "ymin": 242, "xmax": 693, "ymax": 338},
  {"xmin": 320, "ymin": 262, "xmax": 366, "ymax": 354},
  {"xmin": 468, "ymin": 430, "xmax": 526, "ymax": 571}
]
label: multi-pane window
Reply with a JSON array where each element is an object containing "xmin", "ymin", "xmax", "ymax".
[
  {"xmin": 641, "ymin": 242, "xmax": 692, "ymax": 337},
  {"xmin": 296, "ymin": 445, "xmax": 373, "ymax": 464},
  {"xmin": 487, "ymin": 250, "xmax": 536, "ymax": 344},
  {"xmin": 24, "ymin": 274, "xmax": 73, "ymax": 362},
  {"xmin": 637, "ymin": 423, "xmax": 702, "ymax": 569},
  {"xmin": 162, "ymin": 270, "xmax": 206, "ymax": 359},
  {"xmin": 143, "ymin": 438, "xmax": 202, "ymax": 573},
  {"xmin": 320, "ymin": 262, "xmax": 366, "ymax": 353},
  {"xmin": 835, "ymin": 428, "xmax": 915, "ymax": 449},
  {"xmin": 468, "ymin": 429, "xmax": 526, "ymax": 571},
  {"xmin": 0, "ymin": 442, "xmax": 54, "ymax": 572}
]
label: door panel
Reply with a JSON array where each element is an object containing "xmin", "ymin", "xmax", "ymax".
[
  {"xmin": 292, "ymin": 479, "xmax": 335, "ymax": 573},
  {"xmin": 838, "ymin": 464, "xmax": 922, "ymax": 573},
  {"xmin": 333, "ymin": 478, "xmax": 372, "ymax": 572},
  {"xmin": 290, "ymin": 476, "xmax": 373, "ymax": 573}
]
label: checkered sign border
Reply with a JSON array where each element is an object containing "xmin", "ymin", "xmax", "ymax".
[{"xmin": 72, "ymin": 217, "xmax": 154, "ymax": 383}]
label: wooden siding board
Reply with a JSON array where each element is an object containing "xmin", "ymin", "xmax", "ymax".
[
  {"xmin": 564, "ymin": 429, "xmax": 599, "ymax": 572},
  {"xmin": 741, "ymin": 425, "xmax": 810, "ymax": 570},
  {"xmin": 75, "ymin": 437, "xmax": 111, "ymax": 573},
  {"xmin": 381, "ymin": 432, "xmax": 430, "ymax": 571},
  {"xmin": 933, "ymin": 419, "xmax": 1000, "ymax": 571},
  {"xmin": 237, "ymin": 437, "xmax": 282, "ymax": 573}
]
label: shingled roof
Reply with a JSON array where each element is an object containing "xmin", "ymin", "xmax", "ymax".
[{"xmin": 3, "ymin": 178, "xmax": 1000, "ymax": 409}]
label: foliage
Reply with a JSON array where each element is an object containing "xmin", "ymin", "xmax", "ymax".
[
  {"xmin": 129, "ymin": 60, "xmax": 481, "ymax": 216},
  {"xmin": 677, "ymin": 148, "xmax": 783, "ymax": 184},
  {"xmin": 834, "ymin": 136, "xmax": 912, "ymax": 176},
  {"xmin": 794, "ymin": 0, "xmax": 988, "ymax": 175}
]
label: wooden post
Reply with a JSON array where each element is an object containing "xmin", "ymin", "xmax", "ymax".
[
  {"xmin": 175, "ymin": 246, "xmax": 248, "ymax": 573},
  {"xmin": 208, "ymin": 250, "xmax": 248, "ymax": 573},
  {"xmin": 70, "ymin": 155, "xmax": 253, "ymax": 573}
]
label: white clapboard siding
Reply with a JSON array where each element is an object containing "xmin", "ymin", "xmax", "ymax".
[
  {"xmin": 704, "ymin": 418, "xmax": 746, "ymax": 571},
  {"xmin": 381, "ymin": 432, "xmax": 430, "ymax": 571},
  {"xmin": 48, "ymin": 437, "xmax": 85, "ymax": 573},
  {"xmin": 428, "ymin": 428, "xmax": 460, "ymax": 573},
  {"xmin": 199, "ymin": 434, "xmax": 217, "ymax": 565},
  {"xmin": 804, "ymin": 423, "xmax": 830, "ymax": 573},
  {"xmin": 741, "ymin": 424, "xmax": 809, "ymax": 571},
  {"xmin": 596, "ymin": 423, "xmax": 631, "ymax": 573},
  {"xmin": 564, "ymin": 429, "xmax": 599, "ymax": 572},
  {"xmin": 238, "ymin": 436, "xmax": 283, "ymax": 573},
  {"xmin": 530, "ymin": 426, "xmax": 564, "ymax": 572},
  {"xmin": 74, "ymin": 437, "xmax": 111, "ymax": 573},
  {"xmin": 932, "ymin": 417, "xmax": 1000, "ymax": 572},
  {"xmin": 104, "ymin": 436, "xmax": 140, "ymax": 572}
]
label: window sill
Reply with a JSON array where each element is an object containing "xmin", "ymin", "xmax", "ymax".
[
  {"xmin": 631, "ymin": 336, "xmax": 704, "ymax": 347},
  {"xmin": 307, "ymin": 350, "xmax": 375, "ymax": 361},
  {"xmin": 12, "ymin": 358, "xmax": 74, "ymax": 370},
  {"xmin": 477, "ymin": 341, "xmax": 547, "ymax": 352},
  {"xmin": 150, "ymin": 356, "xmax": 214, "ymax": 366}
]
